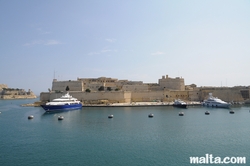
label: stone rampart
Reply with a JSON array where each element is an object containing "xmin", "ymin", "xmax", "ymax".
[
  {"xmin": 42, "ymin": 76, "xmax": 249, "ymax": 104},
  {"xmin": 131, "ymin": 91, "xmax": 164, "ymax": 102},
  {"xmin": 158, "ymin": 75, "xmax": 185, "ymax": 91},
  {"xmin": 122, "ymin": 84, "xmax": 148, "ymax": 91},
  {"xmin": 0, "ymin": 84, "xmax": 8, "ymax": 89},
  {"xmin": 40, "ymin": 91, "xmax": 132, "ymax": 104},
  {"xmin": 1, "ymin": 95, "xmax": 36, "ymax": 99},
  {"xmin": 52, "ymin": 80, "xmax": 83, "ymax": 91}
]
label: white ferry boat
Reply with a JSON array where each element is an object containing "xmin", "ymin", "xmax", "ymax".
[
  {"xmin": 202, "ymin": 93, "xmax": 230, "ymax": 108},
  {"xmin": 41, "ymin": 92, "xmax": 82, "ymax": 111}
]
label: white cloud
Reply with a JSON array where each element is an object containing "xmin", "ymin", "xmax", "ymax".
[
  {"xmin": 23, "ymin": 40, "xmax": 61, "ymax": 46},
  {"xmin": 23, "ymin": 40, "xmax": 43, "ymax": 46},
  {"xmin": 44, "ymin": 40, "xmax": 61, "ymax": 45},
  {"xmin": 105, "ymin": 38, "xmax": 116, "ymax": 42},
  {"xmin": 101, "ymin": 49, "xmax": 112, "ymax": 53},
  {"xmin": 88, "ymin": 49, "xmax": 117, "ymax": 56},
  {"xmin": 151, "ymin": 51, "xmax": 165, "ymax": 56},
  {"xmin": 37, "ymin": 28, "xmax": 51, "ymax": 35},
  {"xmin": 88, "ymin": 52, "xmax": 100, "ymax": 56}
]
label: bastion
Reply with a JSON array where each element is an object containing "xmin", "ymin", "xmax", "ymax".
[
  {"xmin": 0, "ymin": 84, "xmax": 36, "ymax": 99},
  {"xmin": 40, "ymin": 75, "xmax": 250, "ymax": 104}
]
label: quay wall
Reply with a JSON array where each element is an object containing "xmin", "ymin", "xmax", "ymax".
[
  {"xmin": 130, "ymin": 91, "xmax": 164, "ymax": 102},
  {"xmin": 198, "ymin": 88, "xmax": 245, "ymax": 102},
  {"xmin": 40, "ymin": 88, "xmax": 247, "ymax": 104},
  {"xmin": 40, "ymin": 91, "xmax": 132, "ymax": 104}
]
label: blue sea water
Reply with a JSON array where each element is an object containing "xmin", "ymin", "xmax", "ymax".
[{"xmin": 0, "ymin": 99, "xmax": 250, "ymax": 166}]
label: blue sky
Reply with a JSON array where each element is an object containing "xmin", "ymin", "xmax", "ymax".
[{"xmin": 1, "ymin": 0, "xmax": 250, "ymax": 95}]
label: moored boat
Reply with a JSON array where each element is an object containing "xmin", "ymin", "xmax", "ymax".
[
  {"xmin": 173, "ymin": 99, "xmax": 187, "ymax": 108},
  {"xmin": 41, "ymin": 92, "xmax": 82, "ymax": 111},
  {"xmin": 202, "ymin": 93, "xmax": 230, "ymax": 108}
]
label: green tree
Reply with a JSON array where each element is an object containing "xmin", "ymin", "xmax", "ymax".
[
  {"xmin": 66, "ymin": 86, "xmax": 70, "ymax": 91},
  {"xmin": 107, "ymin": 87, "xmax": 112, "ymax": 91},
  {"xmin": 98, "ymin": 86, "xmax": 104, "ymax": 91},
  {"xmin": 85, "ymin": 89, "xmax": 91, "ymax": 93}
]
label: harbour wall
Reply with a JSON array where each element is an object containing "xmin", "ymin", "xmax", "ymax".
[
  {"xmin": 40, "ymin": 75, "xmax": 249, "ymax": 104},
  {"xmin": 40, "ymin": 87, "xmax": 248, "ymax": 104},
  {"xmin": 40, "ymin": 91, "xmax": 132, "ymax": 104}
]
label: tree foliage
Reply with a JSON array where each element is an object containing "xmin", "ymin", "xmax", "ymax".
[
  {"xmin": 85, "ymin": 89, "xmax": 91, "ymax": 93},
  {"xmin": 98, "ymin": 86, "xmax": 104, "ymax": 91},
  {"xmin": 66, "ymin": 86, "xmax": 70, "ymax": 91}
]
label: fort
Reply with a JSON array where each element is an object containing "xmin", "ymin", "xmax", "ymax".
[
  {"xmin": 40, "ymin": 75, "xmax": 250, "ymax": 104},
  {"xmin": 0, "ymin": 84, "xmax": 36, "ymax": 99}
]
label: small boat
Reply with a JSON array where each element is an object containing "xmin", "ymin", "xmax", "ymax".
[
  {"xmin": 202, "ymin": 93, "xmax": 230, "ymax": 108},
  {"xmin": 179, "ymin": 112, "xmax": 184, "ymax": 116},
  {"xmin": 58, "ymin": 116, "xmax": 64, "ymax": 120},
  {"xmin": 229, "ymin": 110, "xmax": 235, "ymax": 114},
  {"xmin": 173, "ymin": 99, "xmax": 187, "ymax": 108},
  {"xmin": 41, "ymin": 92, "xmax": 82, "ymax": 112},
  {"xmin": 205, "ymin": 111, "xmax": 210, "ymax": 115},
  {"xmin": 108, "ymin": 115, "xmax": 114, "ymax": 118},
  {"xmin": 28, "ymin": 115, "xmax": 34, "ymax": 119},
  {"xmin": 148, "ymin": 113, "xmax": 154, "ymax": 118}
]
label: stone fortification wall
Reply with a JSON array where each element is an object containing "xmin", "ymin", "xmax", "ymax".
[
  {"xmin": 42, "ymin": 76, "xmax": 250, "ymax": 104},
  {"xmin": 130, "ymin": 90, "xmax": 189, "ymax": 102},
  {"xmin": 40, "ymin": 87, "xmax": 248, "ymax": 104},
  {"xmin": 40, "ymin": 91, "xmax": 132, "ymax": 103},
  {"xmin": 84, "ymin": 82, "xmax": 104, "ymax": 91},
  {"xmin": 148, "ymin": 84, "xmax": 161, "ymax": 91},
  {"xmin": 0, "ymin": 84, "xmax": 8, "ymax": 90},
  {"xmin": 167, "ymin": 90, "xmax": 189, "ymax": 102},
  {"xmin": 1, "ymin": 89, "xmax": 25, "ymax": 95},
  {"xmin": 158, "ymin": 75, "xmax": 185, "ymax": 91},
  {"xmin": 1, "ymin": 95, "xmax": 36, "ymax": 99},
  {"xmin": 198, "ymin": 87, "xmax": 245, "ymax": 102},
  {"xmin": 52, "ymin": 79, "xmax": 83, "ymax": 92},
  {"xmin": 40, "ymin": 92, "xmax": 51, "ymax": 102},
  {"xmin": 187, "ymin": 88, "xmax": 246, "ymax": 102},
  {"xmin": 131, "ymin": 91, "xmax": 164, "ymax": 102},
  {"xmin": 122, "ymin": 84, "xmax": 148, "ymax": 91},
  {"xmin": 1, "ymin": 87, "xmax": 36, "ymax": 99},
  {"xmin": 188, "ymin": 90, "xmax": 200, "ymax": 101}
]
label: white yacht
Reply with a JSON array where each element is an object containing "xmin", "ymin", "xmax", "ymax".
[
  {"xmin": 41, "ymin": 92, "xmax": 82, "ymax": 111},
  {"xmin": 202, "ymin": 93, "xmax": 230, "ymax": 108}
]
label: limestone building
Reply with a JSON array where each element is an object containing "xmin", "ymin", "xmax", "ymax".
[
  {"xmin": 158, "ymin": 75, "xmax": 185, "ymax": 91},
  {"xmin": 40, "ymin": 75, "xmax": 250, "ymax": 103},
  {"xmin": 51, "ymin": 75, "xmax": 184, "ymax": 93},
  {"xmin": 0, "ymin": 84, "xmax": 36, "ymax": 99}
]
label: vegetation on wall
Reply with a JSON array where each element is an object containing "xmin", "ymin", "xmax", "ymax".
[
  {"xmin": 98, "ymin": 86, "xmax": 104, "ymax": 91},
  {"xmin": 85, "ymin": 89, "xmax": 91, "ymax": 93},
  {"xmin": 66, "ymin": 86, "xmax": 70, "ymax": 91}
]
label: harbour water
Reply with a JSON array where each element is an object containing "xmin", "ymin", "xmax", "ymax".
[{"xmin": 0, "ymin": 99, "xmax": 250, "ymax": 166}]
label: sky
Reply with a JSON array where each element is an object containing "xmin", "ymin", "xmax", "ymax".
[{"xmin": 1, "ymin": 0, "xmax": 250, "ymax": 95}]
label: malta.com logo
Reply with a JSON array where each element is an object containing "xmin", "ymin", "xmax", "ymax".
[{"xmin": 190, "ymin": 154, "xmax": 246, "ymax": 164}]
